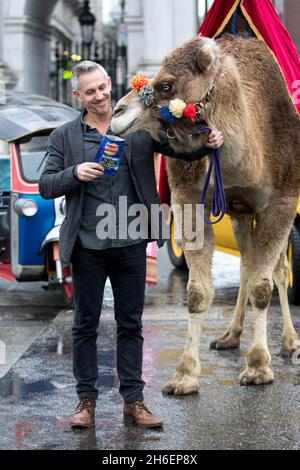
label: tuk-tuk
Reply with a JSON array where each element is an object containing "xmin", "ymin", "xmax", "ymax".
[{"xmin": 0, "ymin": 92, "xmax": 79, "ymax": 304}]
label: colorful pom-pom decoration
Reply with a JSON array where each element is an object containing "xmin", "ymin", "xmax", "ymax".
[
  {"xmin": 138, "ymin": 85, "xmax": 155, "ymax": 106},
  {"xmin": 160, "ymin": 106, "xmax": 175, "ymax": 125},
  {"xmin": 169, "ymin": 99, "xmax": 186, "ymax": 119},
  {"xmin": 131, "ymin": 74, "xmax": 150, "ymax": 91},
  {"xmin": 131, "ymin": 74, "xmax": 198, "ymax": 127},
  {"xmin": 182, "ymin": 103, "xmax": 197, "ymax": 122}
]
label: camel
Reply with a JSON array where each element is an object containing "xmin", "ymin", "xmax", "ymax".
[{"xmin": 111, "ymin": 34, "xmax": 300, "ymax": 395}]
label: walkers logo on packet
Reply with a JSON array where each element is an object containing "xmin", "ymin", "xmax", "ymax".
[
  {"xmin": 104, "ymin": 142, "xmax": 119, "ymax": 156},
  {"xmin": 94, "ymin": 135, "xmax": 125, "ymax": 176}
]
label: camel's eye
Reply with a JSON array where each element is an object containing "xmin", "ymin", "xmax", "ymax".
[{"xmin": 156, "ymin": 83, "xmax": 172, "ymax": 94}]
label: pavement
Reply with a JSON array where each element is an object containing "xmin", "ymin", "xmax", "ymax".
[{"xmin": 0, "ymin": 247, "xmax": 299, "ymax": 450}]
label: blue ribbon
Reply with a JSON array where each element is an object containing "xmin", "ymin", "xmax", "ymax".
[
  {"xmin": 231, "ymin": 7, "xmax": 253, "ymax": 38},
  {"xmin": 198, "ymin": 126, "xmax": 227, "ymax": 224},
  {"xmin": 231, "ymin": 8, "xmax": 238, "ymax": 36}
]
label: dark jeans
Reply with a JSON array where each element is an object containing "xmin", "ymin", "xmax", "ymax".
[{"xmin": 71, "ymin": 240, "xmax": 147, "ymax": 404}]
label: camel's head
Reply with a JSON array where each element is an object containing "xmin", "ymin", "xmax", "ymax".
[{"xmin": 111, "ymin": 36, "xmax": 221, "ymax": 152}]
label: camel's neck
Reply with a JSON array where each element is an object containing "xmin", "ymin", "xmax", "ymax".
[{"xmin": 204, "ymin": 56, "xmax": 261, "ymax": 185}]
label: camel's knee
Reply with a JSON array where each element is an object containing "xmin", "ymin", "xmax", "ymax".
[
  {"xmin": 187, "ymin": 281, "xmax": 213, "ymax": 313},
  {"xmin": 249, "ymin": 279, "xmax": 273, "ymax": 309}
]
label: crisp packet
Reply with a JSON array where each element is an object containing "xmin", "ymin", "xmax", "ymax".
[{"xmin": 94, "ymin": 134, "xmax": 125, "ymax": 176}]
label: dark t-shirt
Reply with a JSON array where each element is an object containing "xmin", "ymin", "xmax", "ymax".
[{"xmin": 78, "ymin": 109, "xmax": 147, "ymax": 250}]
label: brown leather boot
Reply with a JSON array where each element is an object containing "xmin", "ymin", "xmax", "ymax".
[
  {"xmin": 123, "ymin": 401, "xmax": 163, "ymax": 428},
  {"xmin": 70, "ymin": 398, "xmax": 96, "ymax": 429}
]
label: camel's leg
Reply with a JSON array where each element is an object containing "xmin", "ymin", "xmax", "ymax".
[
  {"xmin": 162, "ymin": 312, "xmax": 203, "ymax": 395},
  {"xmin": 185, "ymin": 222, "xmax": 214, "ymax": 315},
  {"xmin": 210, "ymin": 215, "xmax": 253, "ymax": 350},
  {"xmin": 239, "ymin": 302, "xmax": 274, "ymax": 385},
  {"xmin": 273, "ymin": 246, "xmax": 299, "ymax": 356},
  {"xmin": 239, "ymin": 197, "xmax": 298, "ymax": 386},
  {"xmin": 162, "ymin": 203, "xmax": 214, "ymax": 396},
  {"xmin": 210, "ymin": 260, "xmax": 247, "ymax": 349}
]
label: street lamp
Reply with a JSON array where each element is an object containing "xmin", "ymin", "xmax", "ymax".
[{"xmin": 79, "ymin": 0, "xmax": 96, "ymax": 59}]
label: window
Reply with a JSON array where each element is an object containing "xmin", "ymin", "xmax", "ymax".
[{"xmin": 19, "ymin": 135, "xmax": 50, "ymax": 183}]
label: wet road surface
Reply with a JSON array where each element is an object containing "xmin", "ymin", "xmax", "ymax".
[{"xmin": 0, "ymin": 247, "xmax": 299, "ymax": 450}]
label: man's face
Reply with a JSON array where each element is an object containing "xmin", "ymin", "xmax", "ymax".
[{"xmin": 73, "ymin": 69, "xmax": 112, "ymax": 116}]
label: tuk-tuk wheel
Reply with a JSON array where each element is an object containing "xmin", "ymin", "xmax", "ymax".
[{"xmin": 288, "ymin": 225, "xmax": 300, "ymax": 305}]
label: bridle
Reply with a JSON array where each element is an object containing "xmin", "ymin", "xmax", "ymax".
[
  {"xmin": 148, "ymin": 69, "xmax": 221, "ymax": 139},
  {"xmin": 130, "ymin": 67, "xmax": 226, "ymax": 224}
]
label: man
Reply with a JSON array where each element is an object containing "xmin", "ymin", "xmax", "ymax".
[{"xmin": 39, "ymin": 61, "xmax": 223, "ymax": 429}]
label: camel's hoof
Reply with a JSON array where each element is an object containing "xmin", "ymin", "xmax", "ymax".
[
  {"xmin": 162, "ymin": 376, "xmax": 199, "ymax": 396},
  {"xmin": 162, "ymin": 381, "xmax": 178, "ymax": 395},
  {"xmin": 210, "ymin": 333, "xmax": 240, "ymax": 350},
  {"xmin": 280, "ymin": 347, "xmax": 295, "ymax": 358},
  {"xmin": 239, "ymin": 367, "xmax": 274, "ymax": 386},
  {"xmin": 280, "ymin": 339, "xmax": 300, "ymax": 358},
  {"xmin": 291, "ymin": 348, "xmax": 300, "ymax": 365}
]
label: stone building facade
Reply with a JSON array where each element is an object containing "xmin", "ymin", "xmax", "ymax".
[
  {"xmin": 125, "ymin": 0, "xmax": 198, "ymax": 79},
  {"xmin": 0, "ymin": 0, "xmax": 103, "ymax": 101}
]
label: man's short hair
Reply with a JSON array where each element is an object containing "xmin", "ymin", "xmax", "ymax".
[{"xmin": 72, "ymin": 61, "xmax": 108, "ymax": 91}]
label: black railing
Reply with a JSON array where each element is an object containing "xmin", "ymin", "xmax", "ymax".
[{"xmin": 50, "ymin": 39, "xmax": 123, "ymax": 104}]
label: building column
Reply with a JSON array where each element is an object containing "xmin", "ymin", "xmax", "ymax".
[
  {"xmin": 3, "ymin": 16, "xmax": 53, "ymax": 95},
  {"xmin": 0, "ymin": 0, "xmax": 3, "ymax": 62},
  {"xmin": 0, "ymin": 0, "xmax": 17, "ymax": 91},
  {"xmin": 125, "ymin": 0, "xmax": 144, "ymax": 82},
  {"xmin": 128, "ymin": 0, "xmax": 198, "ymax": 78},
  {"xmin": 139, "ymin": 0, "xmax": 173, "ymax": 76}
]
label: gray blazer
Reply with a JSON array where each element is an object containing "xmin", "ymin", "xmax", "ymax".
[{"xmin": 39, "ymin": 114, "xmax": 207, "ymax": 268}]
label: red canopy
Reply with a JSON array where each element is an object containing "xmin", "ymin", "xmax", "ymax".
[{"xmin": 199, "ymin": 0, "xmax": 300, "ymax": 114}]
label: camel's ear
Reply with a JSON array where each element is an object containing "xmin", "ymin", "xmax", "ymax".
[{"xmin": 196, "ymin": 38, "xmax": 219, "ymax": 74}]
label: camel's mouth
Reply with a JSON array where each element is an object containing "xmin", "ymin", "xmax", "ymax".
[
  {"xmin": 112, "ymin": 107, "xmax": 124, "ymax": 119},
  {"xmin": 160, "ymin": 124, "xmax": 204, "ymax": 154},
  {"xmin": 111, "ymin": 116, "xmax": 138, "ymax": 137},
  {"xmin": 123, "ymin": 117, "xmax": 138, "ymax": 134},
  {"xmin": 162, "ymin": 121, "xmax": 202, "ymax": 144}
]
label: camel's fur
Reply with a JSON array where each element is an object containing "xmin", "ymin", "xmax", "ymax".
[{"xmin": 111, "ymin": 35, "xmax": 300, "ymax": 394}]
